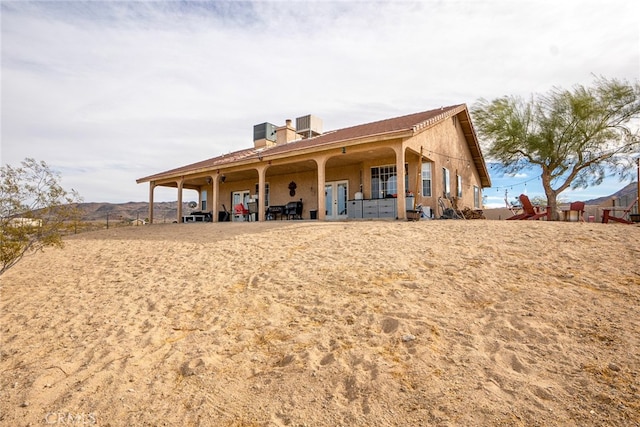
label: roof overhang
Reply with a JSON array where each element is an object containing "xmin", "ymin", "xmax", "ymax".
[{"xmin": 456, "ymin": 107, "xmax": 491, "ymax": 188}]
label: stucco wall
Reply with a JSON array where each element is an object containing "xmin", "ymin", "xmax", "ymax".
[
  {"xmin": 405, "ymin": 114, "xmax": 484, "ymax": 214},
  {"xmin": 212, "ymin": 163, "xmax": 364, "ymax": 220}
]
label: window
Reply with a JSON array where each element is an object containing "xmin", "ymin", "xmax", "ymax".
[
  {"xmin": 421, "ymin": 162, "xmax": 432, "ymax": 197},
  {"xmin": 474, "ymin": 186, "xmax": 480, "ymax": 208},
  {"xmin": 442, "ymin": 168, "xmax": 451, "ymax": 198},
  {"xmin": 457, "ymin": 175, "xmax": 462, "ymax": 198},
  {"xmin": 255, "ymin": 182, "xmax": 270, "ymax": 206},
  {"xmin": 201, "ymin": 190, "xmax": 207, "ymax": 211},
  {"xmin": 371, "ymin": 165, "xmax": 409, "ymax": 198},
  {"xmin": 371, "ymin": 165, "xmax": 395, "ymax": 198}
]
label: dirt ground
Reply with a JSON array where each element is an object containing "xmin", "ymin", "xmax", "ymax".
[{"xmin": 1, "ymin": 220, "xmax": 639, "ymax": 426}]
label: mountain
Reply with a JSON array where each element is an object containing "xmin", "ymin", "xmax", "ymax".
[
  {"xmin": 583, "ymin": 182, "xmax": 638, "ymax": 205},
  {"xmin": 76, "ymin": 182, "xmax": 638, "ymax": 222},
  {"xmin": 75, "ymin": 201, "xmax": 179, "ymax": 222}
]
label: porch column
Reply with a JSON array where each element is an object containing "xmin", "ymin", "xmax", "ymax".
[
  {"xmin": 177, "ymin": 178, "xmax": 184, "ymax": 223},
  {"xmin": 315, "ymin": 156, "xmax": 328, "ymax": 221},
  {"xmin": 148, "ymin": 181, "xmax": 155, "ymax": 224},
  {"xmin": 394, "ymin": 145, "xmax": 406, "ymax": 220},
  {"xmin": 206, "ymin": 176, "xmax": 214, "ymax": 220},
  {"xmin": 212, "ymin": 174, "xmax": 220, "ymax": 222},
  {"xmin": 257, "ymin": 165, "xmax": 267, "ymax": 221}
]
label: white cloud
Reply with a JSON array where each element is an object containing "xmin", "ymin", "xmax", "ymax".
[
  {"xmin": 506, "ymin": 173, "xmax": 529, "ymax": 179},
  {"xmin": 2, "ymin": 0, "xmax": 638, "ymax": 202}
]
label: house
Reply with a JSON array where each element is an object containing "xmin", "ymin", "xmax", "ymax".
[
  {"xmin": 7, "ymin": 218, "xmax": 43, "ymax": 228},
  {"xmin": 136, "ymin": 104, "xmax": 491, "ymax": 223}
]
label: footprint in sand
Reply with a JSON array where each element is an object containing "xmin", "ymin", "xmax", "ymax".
[{"xmin": 381, "ymin": 317, "xmax": 399, "ymax": 333}]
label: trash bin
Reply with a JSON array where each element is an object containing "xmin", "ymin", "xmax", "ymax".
[{"xmin": 310, "ymin": 210, "xmax": 317, "ymax": 220}]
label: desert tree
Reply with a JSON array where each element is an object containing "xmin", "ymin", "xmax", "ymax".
[
  {"xmin": 0, "ymin": 158, "xmax": 82, "ymax": 275},
  {"xmin": 472, "ymin": 76, "xmax": 640, "ymax": 219}
]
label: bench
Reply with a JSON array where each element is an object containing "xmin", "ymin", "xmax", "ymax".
[{"xmin": 182, "ymin": 211, "xmax": 212, "ymax": 222}]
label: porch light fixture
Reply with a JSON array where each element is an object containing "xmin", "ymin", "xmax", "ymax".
[
  {"xmin": 221, "ymin": 175, "xmax": 226, "ymax": 183},
  {"xmin": 342, "ymin": 147, "xmax": 346, "ymax": 154}
]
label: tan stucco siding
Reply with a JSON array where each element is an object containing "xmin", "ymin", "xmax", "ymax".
[
  {"xmin": 405, "ymin": 116, "xmax": 484, "ymax": 212},
  {"xmin": 263, "ymin": 170, "xmax": 317, "ymax": 217}
]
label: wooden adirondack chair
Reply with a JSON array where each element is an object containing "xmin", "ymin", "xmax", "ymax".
[
  {"xmin": 601, "ymin": 198, "xmax": 638, "ymax": 224},
  {"xmin": 506, "ymin": 194, "xmax": 549, "ymax": 220}
]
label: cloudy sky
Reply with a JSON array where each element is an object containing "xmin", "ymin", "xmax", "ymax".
[{"xmin": 2, "ymin": 0, "xmax": 638, "ymax": 206}]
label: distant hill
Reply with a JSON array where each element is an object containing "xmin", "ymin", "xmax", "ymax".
[
  {"xmin": 75, "ymin": 201, "xmax": 180, "ymax": 222},
  {"xmin": 75, "ymin": 182, "xmax": 638, "ymax": 222},
  {"xmin": 584, "ymin": 182, "xmax": 638, "ymax": 205}
]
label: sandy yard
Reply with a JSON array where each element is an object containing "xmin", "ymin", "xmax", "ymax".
[{"xmin": 1, "ymin": 220, "xmax": 639, "ymax": 426}]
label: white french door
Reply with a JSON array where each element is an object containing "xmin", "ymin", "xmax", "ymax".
[{"xmin": 325, "ymin": 180, "xmax": 348, "ymax": 220}]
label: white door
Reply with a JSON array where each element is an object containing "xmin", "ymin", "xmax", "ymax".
[
  {"xmin": 325, "ymin": 180, "xmax": 348, "ymax": 220},
  {"xmin": 232, "ymin": 190, "xmax": 250, "ymax": 221}
]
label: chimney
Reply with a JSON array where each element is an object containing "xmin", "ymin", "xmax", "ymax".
[{"xmin": 275, "ymin": 119, "xmax": 298, "ymax": 144}]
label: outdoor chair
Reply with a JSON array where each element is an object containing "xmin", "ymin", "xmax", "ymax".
[
  {"xmin": 218, "ymin": 205, "xmax": 231, "ymax": 222},
  {"xmin": 601, "ymin": 198, "xmax": 638, "ymax": 224},
  {"xmin": 284, "ymin": 201, "xmax": 303, "ymax": 220},
  {"xmin": 506, "ymin": 194, "xmax": 549, "ymax": 220},
  {"xmin": 561, "ymin": 201, "xmax": 585, "ymax": 222},
  {"xmin": 233, "ymin": 203, "xmax": 250, "ymax": 221}
]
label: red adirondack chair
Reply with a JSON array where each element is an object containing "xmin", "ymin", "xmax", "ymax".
[
  {"xmin": 507, "ymin": 194, "xmax": 549, "ymax": 220},
  {"xmin": 601, "ymin": 198, "xmax": 638, "ymax": 224}
]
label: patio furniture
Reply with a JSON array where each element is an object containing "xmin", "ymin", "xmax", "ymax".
[
  {"xmin": 266, "ymin": 205, "xmax": 285, "ymax": 220},
  {"xmin": 285, "ymin": 201, "xmax": 303, "ymax": 220},
  {"xmin": 218, "ymin": 205, "xmax": 231, "ymax": 222},
  {"xmin": 183, "ymin": 211, "xmax": 212, "ymax": 222},
  {"xmin": 233, "ymin": 203, "xmax": 250, "ymax": 221},
  {"xmin": 561, "ymin": 201, "xmax": 585, "ymax": 222},
  {"xmin": 506, "ymin": 194, "xmax": 548, "ymax": 220},
  {"xmin": 601, "ymin": 198, "xmax": 638, "ymax": 224},
  {"xmin": 247, "ymin": 201, "xmax": 258, "ymax": 221}
]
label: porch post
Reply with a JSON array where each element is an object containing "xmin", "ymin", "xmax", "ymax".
[
  {"xmin": 315, "ymin": 156, "xmax": 328, "ymax": 221},
  {"xmin": 395, "ymin": 145, "xmax": 406, "ymax": 220},
  {"xmin": 148, "ymin": 181, "xmax": 155, "ymax": 224},
  {"xmin": 207, "ymin": 176, "xmax": 215, "ymax": 222},
  {"xmin": 212, "ymin": 174, "xmax": 220, "ymax": 222},
  {"xmin": 257, "ymin": 165, "xmax": 267, "ymax": 221},
  {"xmin": 177, "ymin": 178, "xmax": 184, "ymax": 223}
]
